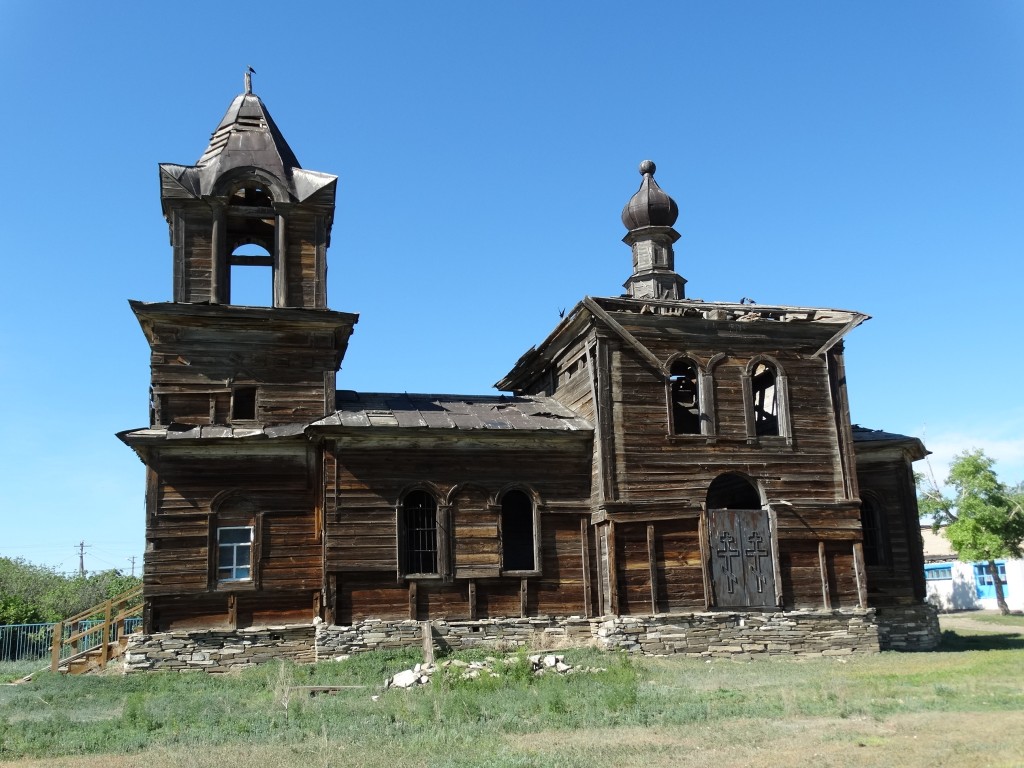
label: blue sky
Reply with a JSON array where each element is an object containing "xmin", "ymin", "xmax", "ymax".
[{"xmin": 1, "ymin": 2, "xmax": 1022, "ymax": 574}]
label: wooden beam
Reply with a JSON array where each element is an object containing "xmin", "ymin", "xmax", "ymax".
[
  {"xmin": 647, "ymin": 523, "xmax": 659, "ymax": 615},
  {"xmin": 520, "ymin": 578, "xmax": 528, "ymax": 619},
  {"xmin": 227, "ymin": 593, "xmax": 238, "ymax": 629},
  {"xmin": 325, "ymin": 574, "xmax": 337, "ymax": 625},
  {"xmin": 818, "ymin": 541, "xmax": 832, "ymax": 609},
  {"xmin": 408, "ymin": 581, "xmax": 417, "ymax": 621},
  {"xmin": 583, "ymin": 296, "xmax": 665, "ymax": 375},
  {"xmin": 468, "ymin": 579, "xmax": 477, "ymax": 620},
  {"xmin": 580, "ymin": 518, "xmax": 592, "ymax": 618}
]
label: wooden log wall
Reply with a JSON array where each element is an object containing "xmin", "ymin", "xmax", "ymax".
[
  {"xmin": 857, "ymin": 458, "xmax": 927, "ymax": 606},
  {"xmin": 144, "ymin": 443, "xmax": 321, "ymax": 631},
  {"xmin": 326, "ymin": 438, "xmax": 593, "ymax": 623}
]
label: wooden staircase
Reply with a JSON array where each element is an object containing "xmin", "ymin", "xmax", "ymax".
[{"xmin": 50, "ymin": 586, "xmax": 143, "ymax": 674}]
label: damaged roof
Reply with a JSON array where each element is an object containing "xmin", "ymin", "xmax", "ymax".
[
  {"xmin": 851, "ymin": 425, "xmax": 929, "ymax": 460},
  {"xmin": 312, "ymin": 392, "xmax": 592, "ymax": 432}
]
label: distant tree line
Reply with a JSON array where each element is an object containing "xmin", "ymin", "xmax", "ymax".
[{"xmin": 0, "ymin": 558, "xmax": 141, "ymax": 625}]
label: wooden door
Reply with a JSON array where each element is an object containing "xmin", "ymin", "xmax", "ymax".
[{"xmin": 708, "ymin": 509, "xmax": 777, "ymax": 609}]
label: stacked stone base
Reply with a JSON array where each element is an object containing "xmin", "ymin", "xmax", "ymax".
[
  {"xmin": 124, "ymin": 608, "xmax": 900, "ymax": 672},
  {"xmin": 875, "ymin": 603, "xmax": 941, "ymax": 651}
]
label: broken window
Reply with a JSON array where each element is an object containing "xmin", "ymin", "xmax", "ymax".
[
  {"xmin": 231, "ymin": 386, "xmax": 257, "ymax": 421},
  {"xmin": 501, "ymin": 490, "xmax": 536, "ymax": 572},
  {"xmin": 859, "ymin": 495, "xmax": 888, "ymax": 566},
  {"xmin": 403, "ymin": 491, "xmax": 439, "ymax": 575},
  {"xmin": 707, "ymin": 473, "xmax": 762, "ymax": 510},
  {"xmin": 751, "ymin": 362, "xmax": 779, "ymax": 436},
  {"xmin": 669, "ymin": 359, "xmax": 701, "ymax": 435}
]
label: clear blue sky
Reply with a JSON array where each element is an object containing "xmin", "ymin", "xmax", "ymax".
[{"xmin": 1, "ymin": 2, "xmax": 1022, "ymax": 574}]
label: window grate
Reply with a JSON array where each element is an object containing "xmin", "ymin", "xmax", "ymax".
[{"xmin": 404, "ymin": 492, "xmax": 438, "ymax": 574}]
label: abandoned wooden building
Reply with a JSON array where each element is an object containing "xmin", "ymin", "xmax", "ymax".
[{"xmin": 119, "ymin": 82, "xmax": 938, "ymax": 662}]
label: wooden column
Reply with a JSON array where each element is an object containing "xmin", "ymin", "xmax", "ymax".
[
  {"xmin": 408, "ymin": 581, "xmax": 418, "ymax": 620},
  {"xmin": 227, "ymin": 594, "xmax": 238, "ymax": 629},
  {"xmin": 647, "ymin": 523, "xmax": 659, "ymax": 615},
  {"xmin": 852, "ymin": 542, "xmax": 868, "ymax": 608},
  {"xmin": 468, "ymin": 580, "xmax": 477, "ymax": 620},
  {"xmin": 520, "ymin": 578, "xmax": 528, "ymax": 618},
  {"xmin": 818, "ymin": 541, "xmax": 832, "ymax": 609},
  {"xmin": 210, "ymin": 202, "xmax": 226, "ymax": 304},
  {"xmin": 273, "ymin": 211, "xmax": 288, "ymax": 308},
  {"xmin": 580, "ymin": 518, "xmax": 592, "ymax": 617},
  {"xmin": 607, "ymin": 521, "xmax": 619, "ymax": 615},
  {"xmin": 698, "ymin": 511, "xmax": 712, "ymax": 609}
]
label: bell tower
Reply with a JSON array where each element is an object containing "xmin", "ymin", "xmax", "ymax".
[
  {"xmin": 129, "ymin": 76, "xmax": 357, "ymax": 430},
  {"xmin": 158, "ymin": 74, "xmax": 335, "ymax": 309}
]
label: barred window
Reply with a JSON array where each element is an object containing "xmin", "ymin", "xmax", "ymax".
[{"xmin": 403, "ymin": 491, "xmax": 438, "ymax": 575}]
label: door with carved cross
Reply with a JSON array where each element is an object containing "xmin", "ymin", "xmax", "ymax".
[{"xmin": 708, "ymin": 509, "xmax": 777, "ymax": 609}]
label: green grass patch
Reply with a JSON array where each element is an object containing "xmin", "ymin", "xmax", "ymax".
[
  {"xmin": 959, "ymin": 611, "xmax": 1024, "ymax": 627},
  {"xmin": 1, "ymin": 646, "xmax": 1022, "ymax": 766}
]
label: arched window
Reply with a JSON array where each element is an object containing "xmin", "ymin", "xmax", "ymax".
[
  {"xmin": 402, "ymin": 490, "xmax": 439, "ymax": 575},
  {"xmin": 751, "ymin": 362, "xmax": 778, "ymax": 436},
  {"xmin": 501, "ymin": 489, "xmax": 537, "ymax": 572},
  {"xmin": 228, "ymin": 243, "xmax": 273, "ymax": 307},
  {"xmin": 859, "ymin": 494, "xmax": 888, "ymax": 566},
  {"xmin": 707, "ymin": 473, "xmax": 762, "ymax": 510},
  {"xmin": 669, "ymin": 359, "xmax": 701, "ymax": 435},
  {"xmin": 742, "ymin": 357, "xmax": 790, "ymax": 440}
]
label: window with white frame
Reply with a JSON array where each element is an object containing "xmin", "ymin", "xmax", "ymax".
[{"xmin": 217, "ymin": 526, "xmax": 253, "ymax": 582}]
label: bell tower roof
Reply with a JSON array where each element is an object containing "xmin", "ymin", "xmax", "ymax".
[{"xmin": 159, "ymin": 72, "xmax": 335, "ymax": 204}]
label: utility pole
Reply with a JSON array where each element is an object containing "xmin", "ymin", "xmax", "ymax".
[
  {"xmin": 77, "ymin": 541, "xmax": 89, "ymax": 576},
  {"xmin": 127, "ymin": 556, "xmax": 137, "ymax": 578}
]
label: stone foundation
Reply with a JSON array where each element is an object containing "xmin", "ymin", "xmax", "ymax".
[
  {"xmin": 875, "ymin": 603, "xmax": 941, "ymax": 651},
  {"xmin": 125, "ymin": 608, "xmax": 888, "ymax": 672},
  {"xmin": 124, "ymin": 625, "xmax": 316, "ymax": 672}
]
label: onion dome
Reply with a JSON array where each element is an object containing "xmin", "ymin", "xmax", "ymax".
[{"xmin": 621, "ymin": 160, "xmax": 679, "ymax": 230}]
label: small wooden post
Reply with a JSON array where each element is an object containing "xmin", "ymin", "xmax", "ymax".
[
  {"xmin": 698, "ymin": 512, "xmax": 712, "ymax": 609},
  {"xmin": 647, "ymin": 523, "xmax": 659, "ymax": 615},
  {"xmin": 520, "ymin": 578, "xmax": 528, "ymax": 618},
  {"xmin": 818, "ymin": 541, "xmax": 832, "ymax": 609},
  {"xmin": 421, "ymin": 620, "xmax": 434, "ymax": 664},
  {"xmin": 408, "ymin": 581, "xmax": 418, "ymax": 621},
  {"xmin": 50, "ymin": 622, "xmax": 63, "ymax": 672},
  {"xmin": 227, "ymin": 594, "xmax": 238, "ymax": 629},
  {"xmin": 468, "ymin": 580, "xmax": 477, "ymax": 620}
]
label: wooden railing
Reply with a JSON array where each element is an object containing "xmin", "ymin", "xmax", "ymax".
[{"xmin": 50, "ymin": 586, "xmax": 144, "ymax": 672}]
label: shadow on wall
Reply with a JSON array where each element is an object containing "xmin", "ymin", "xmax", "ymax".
[{"xmin": 927, "ymin": 569, "xmax": 979, "ymax": 612}]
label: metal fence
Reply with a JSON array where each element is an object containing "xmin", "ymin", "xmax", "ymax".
[{"xmin": 0, "ymin": 619, "xmax": 142, "ymax": 662}]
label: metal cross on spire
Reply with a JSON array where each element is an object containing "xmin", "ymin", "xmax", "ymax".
[{"xmin": 244, "ymin": 65, "xmax": 256, "ymax": 94}]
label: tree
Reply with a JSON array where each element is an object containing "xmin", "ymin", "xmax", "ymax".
[
  {"xmin": 918, "ymin": 450, "xmax": 1024, "ymax": 614},
  {"xmin": 0, "ymin": 557, "xmax": 141, "ymax": 625}
]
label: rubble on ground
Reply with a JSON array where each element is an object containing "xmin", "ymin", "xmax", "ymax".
[{"xmin": 383, "ymin": 654, "xmax": 606, "ymax": 689}]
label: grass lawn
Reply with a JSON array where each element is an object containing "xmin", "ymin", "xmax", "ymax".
[
  {"xmin": 2, "ymin": 634, "xmax": 1023, "ymax": 768},
  {"xmin": 956, "ymin": 611, "xmax": 1024, "ymax": 628}
]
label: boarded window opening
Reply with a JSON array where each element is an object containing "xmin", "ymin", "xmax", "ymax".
[
  {"xmin": 751, "ymin": 363, "xmax": 779, "ymax": 436},
  {"xmin": 669, "ymin": 359, "xmax": 700, "ymax": 434},
  {"xmin": 403, "ymin": 491, "xmax": 438, "ymax": 575},
  {"xmin": 231, "ymin": 386, "xmax": 257, "ymax": 421},
  {"xmin": 502, "ymin": 490, "xmax": 535, "ymax": 571}
]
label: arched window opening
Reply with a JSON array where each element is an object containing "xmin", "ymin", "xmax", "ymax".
[
  {"xmin": 707, "ymin": 473, "xmax": 761, "ymax": 510},
  {"xmin": 669, "ymin": 359, "xmax": 701, "ymax": 435},
  {"xmin": 751, "ymin": 362, "xmax": 779, "ymax": 436},
  {"xmin": 403, "ymin": 491, "xmax": 438, "ymax": 575},
  {"xmin": 501, "ymin": 490, "xmax": 536, "ymax": 571},
  {"xmin": 229, "ymin": 243, "xmax": 273, "ymax": 307},
  {"xmin": 860, "ymin": 496, "xmax": 888, "ymax": 566},
  {"xmin": 225, "ymin": 182, "xmax": 276, "ymax": 307}
]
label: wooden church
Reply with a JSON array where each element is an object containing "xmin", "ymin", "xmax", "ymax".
[{"xmin": 120, "ymin": 81, "xmax": 932, "ymax": 645}]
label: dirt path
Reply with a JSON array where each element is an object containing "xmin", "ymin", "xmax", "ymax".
[{"xmin": 939, "ymin": 611, "xmax": 1024, "ymax": 636}]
